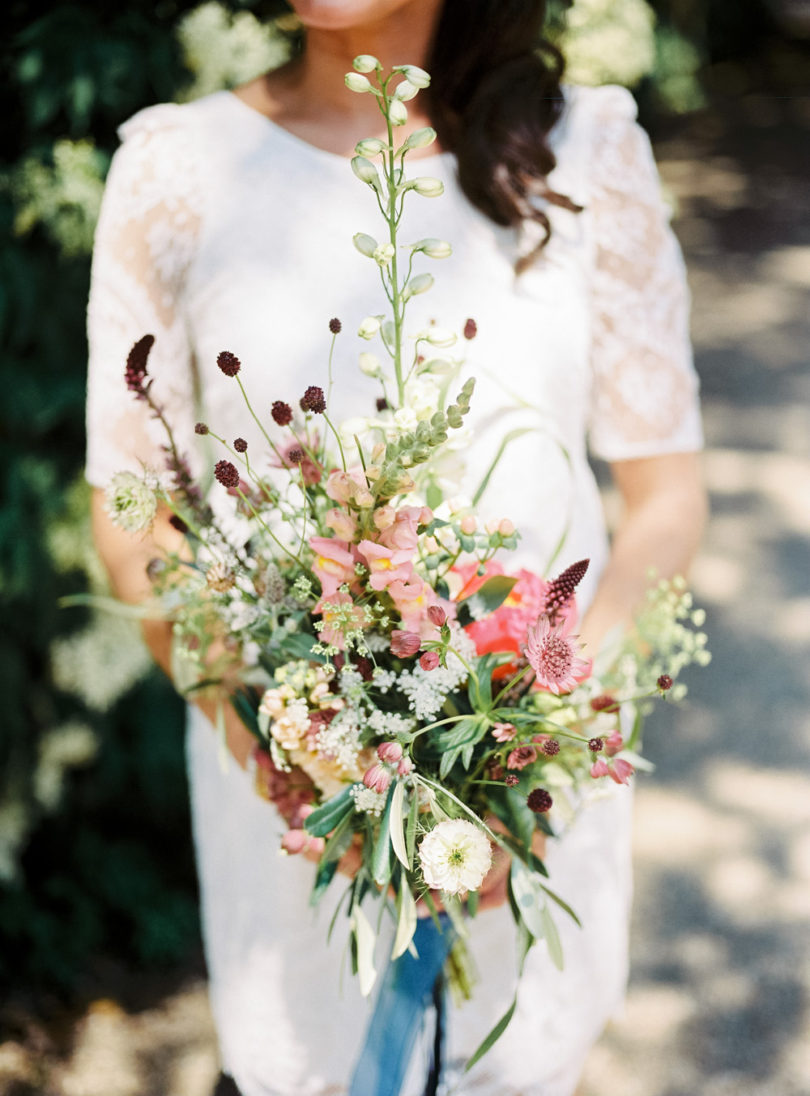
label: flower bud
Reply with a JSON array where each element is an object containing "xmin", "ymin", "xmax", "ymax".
[
  {"xmin": 363, "ymin": 762, "xmax": 391, "ymax": 794},
  {"xmin": 394, "ymin": 79, "xmax": 419, "ymax": 101},
  {"xmin": 420, "ymin": 651, "xmax": 440, "ymax": 672},
  {"xmin": 391, "ymin": 630, "xmax": 421, "ymax": 658},
  {"xmin": 388, "ymin": 100, "xmax": 408, "ymax": 126},
  {"xmin": 355, "ymin": 137, "xmax": 387, "ymax": 157},
  {"xmin": 427, "ymin": 606, "xmax": 446, "ymax": 628},
  {"xmin": 358, "ymin": 352, "xmax": 381, "ymax": 377},
  {"xmin": 411, "ymin": 176, "xmax": 444, "ymax": 198},
  {"xmin": 403, "ymin": 272, "xmax": 433, "ymax": 299},
  {"xmin": 345, "ymin": 72, "xmax": 373, "ymax": 93},
  {"xmin": 419, "ymin": 326, "xmax": 456, "ymax": 347},
  {"xmin": 351, "ymin": 156, "xmax": 379, "ymax": 185},
  {"xmin": 377, "ymin": 741, "xmax": 404, "ymax": 764},
  {"xmin": 373, "ymin": 243, "xmax": 395, "ymax": 266},
  {"xmin": 397, "ymin": 757, "xmax": 413, "ymax": 777},
  {"xmin": 395, "ymin": 64, "xmax": 431, "ymax": 88},
  {"xmin": 498, "ymin": 518, "xmax": 515, "ymax": 536},
  {"xmin": 353, "ymin": 54, "xmax": 379, "ymax": 74},
  {"xmin": 415, "ymin": 238, "xmax": 452, "ymax": 259},
  {"xmin": 358, "ymin": 316, "xmax": 381, "ymax": 340},
  {"xmin": 403, "ymin": 127, "xmax": 437, "ymax": 150},
  {"xmin": 459, "ymin": 515, "xmax": 477, "ymax": 535},
  {"xmin": 353, "ymin": 232, "xmax": 378, "ymax": 257}
]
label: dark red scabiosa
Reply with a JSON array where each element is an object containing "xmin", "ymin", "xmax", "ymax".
[
  {"xmin": 588, "ymin": 737, "xmax": 604, "ymax": 753},
  {"xmin": 541, "ymin": 738, "xmax": 560, "ymax": 756},
  {"xmin": 504, "ymin": 774, "xmax": 519, "ymax": 787},
  {"xmin": 234, "ymin": 438, "xmax": 248, "ymax": 453},
  {"xmin": 217, "ymin": 350, "xmax": 241, "ymax": 377},
  {"xmin": 300, "ymin": 385, "xmax": 326, "ymax": 414},
  {"xmin": 527, "ymin": 788, "xmax": 553, "ymax": 814},
  {"xmin": 125, "ymin": 334, "xmax": 155, "ymax": 396},
  {"xmin": 463, "ymin": 317, "xmax": 477, "ymax": 340},
  {"xmin": 271, "ymin": 400, "xmax": 293, "ymax": 426},
  {"xmin": 194, "ymin": 422, "xmax": 209, "ymax": 435},
  {"xmin": 214, "ymin": 460, "xmax": 240, "ymax": 488},
  {"xmin": 543, "ymin": 559, "xmax": 589, "ymax": 621},
  {"xmin": 328, "ymin": 317, "xmax": 342, "ymax": 334},
  {"xmin": 657, "ymin": 674, "xmax": 674, "ymax": 692},
  {"xmin": 590, "ymin": 694, "xmax": 620, "ymax": 713}
]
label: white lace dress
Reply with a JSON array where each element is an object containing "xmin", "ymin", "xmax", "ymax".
[{"xmin": 86, "ymin": 84, "xmax": 702, "ymax": 1096}]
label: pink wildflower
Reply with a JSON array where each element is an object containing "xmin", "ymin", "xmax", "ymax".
[
  {"xmin": 324, "ymin": 507, "xmax": 357, "ymax": 541},
  {"xmin": 391, "ymin": 630, "xmax": 421, "ymax": 658},
  {"xmin": 388, "ymin": 577, "xmax": 437, "ymax": 635},
  {"xmin": 357, "ymin": 539, "xmax": 415, "ymax": 592},
  {"xmin": 377, "ymin": 741, "xmax": 403, "ymax": 764},
  {"xmin": 310, "ymin": 535, "xmax": 357, "ymax": 598},
  {"xmin": 492, "ymin": 722, "xmax": 517, "ymax": 743},
  {"xmin": 377, "ymin": 505, "xmax": 432, "ymax": 552},
  {"xmin": 419, "ymin": 650, "xmax": 440, "ymax": 672},
  {"xmin": 427, "ymin": 605, "xmax": 446, "ymax": 628},
  {"xmin": 590, "ymin": 759, "xmax": 610, "ymax": 780},
  {"xmin": 397, "ymin": 757, "xmax": 413, "ymax": 777},
  {"xmin": 325, "ymin": 468, "xmax": 374, "ymax": 508},
  {"xmin": 525, "ymin": 614, "xmax": 591, "ymax": 695},
  {"xmin": 605, "ymin": 732, "xmax": 624, "ymax": 757},
  {"xmin": 590, "ymin": 757, "xmax": 635, "ymax": 785},
  {"xmin": 363, "ymin": 762, "xmax": 392, "ymax": 794},
  {"xmin": 506, "ymin": 745, "xmax": 537, "ymax": 771}
]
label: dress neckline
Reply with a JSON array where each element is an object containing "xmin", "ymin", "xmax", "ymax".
[{"xmin": 221, "ymin": 89, "xmax": 454, "ymax": 172}]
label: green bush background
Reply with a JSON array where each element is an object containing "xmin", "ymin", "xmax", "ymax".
[{"xmin": 0, "ymin": 0, "xmax": 802, "ymax": 998}]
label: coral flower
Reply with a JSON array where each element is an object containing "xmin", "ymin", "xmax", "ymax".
[
  {"xmin": 357, "ymin": 539, "xmax": 415, "ymax": 592},
  {"xmin": 525, "ymin": 615, "xmax": 591, "ymax": 695},
  {"xmin": 309, "ymin": 535, "xmax": 357, "ymax": 598}
]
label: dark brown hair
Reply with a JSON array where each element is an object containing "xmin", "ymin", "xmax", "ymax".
[{"xmin": 426, "ymin": 0, "xmax": 581, "ymax": 270}]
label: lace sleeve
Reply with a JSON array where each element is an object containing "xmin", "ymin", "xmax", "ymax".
[
  {"xmin": 585, "ymin": 87, "xmax": 703, "ymax": 462},
  {"xmin": 85, "ymin": 104, "xmax": 204, "ymax": 487}
]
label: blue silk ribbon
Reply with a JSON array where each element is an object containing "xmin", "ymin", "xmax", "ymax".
[{"xmin": 349, "ymin": 915, "xmax": 455, "ymax": 1096}]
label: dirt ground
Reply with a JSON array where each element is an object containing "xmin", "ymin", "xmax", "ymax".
[{"xmin": 2, "ymin": 93, "xmax": 809, "ymax": 1096}]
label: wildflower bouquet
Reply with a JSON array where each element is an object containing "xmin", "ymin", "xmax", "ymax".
[{"xmin": 103, "ymin": 58, "xmax": 709, "ymax": 1067}]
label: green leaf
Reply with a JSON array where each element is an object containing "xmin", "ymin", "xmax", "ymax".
[
  {"xmin": 389, "ymin": 780, "xmax": 410, "ymax": 869},
  {"xmin": 464, "ymin": 921, "xmax": 533, "ymax": 1071},
  {"xmin": 371, "ymin": 786, "xmax": 394, "ymax": 887},
  {"xmin": 304, "ymin": 785, "xmax": 355, "ymax": 837},
  {"xmin": 351, "ymin": 905, "xmax": 377, "ymax": 997},
  {"xmin": 310, "ymin": 857, "xmax": 339, "ymax": 907},
  {"xmin": 459, "ymin": 574, "xmax": 517, "ymax": 616},
  {"xmin": 405, "ymin": 789, "xmax": 419, "ymax": 864},
  {"xmin": 539, "ymin": 883, "xmax": 582, "ymax": 928},
  {"xmin": 391, "ymin": 883, "xmax": 417, "ymax": 959},
  {"xmin": 509, "ymin": 860, "xmax": 546, "ymax": 941},
  {"xmin": 541, "ymin": 903, "xmax": 564, "ymax": 971}
]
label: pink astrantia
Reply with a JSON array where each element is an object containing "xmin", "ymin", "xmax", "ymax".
[
  {"xmin": 492, "ymin": 722, "xmax": 518, "ymax": 743},
  {"xmin": 525, "ymin": 614, "xmax": 591, "ymax": 695},
  {"xmin": 506, "ymin": 745, "xmax": 537, "ymax": 770}
]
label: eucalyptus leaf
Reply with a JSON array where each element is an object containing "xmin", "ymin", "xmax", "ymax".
[
  {"xmin": 351, "ymin": 905, "xmax": 377, "ymax": 997},
  {"xmin": 541, "ymin": 903, "xmax": 564, "ymax": 971},
  {"xmin": 389, "ymin": 780, "xmax": 410, "ymax": 869},
  {"xmin": 371, "ymin": 785, "xmax": 394, "ymax": 886},
  {"xmin": 509, "ymin": 860, "xmax": 546, "ymax": 941},
  {"xmin": 391, "ymin": 884, "xmax": 417, "ymax": 959},
  {"xmin": 304, "ymin": 785, "xmax": 355, "ymax": 837}
]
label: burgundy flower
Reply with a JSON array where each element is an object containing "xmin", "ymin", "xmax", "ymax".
[
  {"xmin": 271, "ymin": 401, "xmax": 293, "ymax": 426},
  {"xmin": 328, "ymin": 317, "xmax": 342, "ymax": 334},
  {"xmin": 234, "ymin": 437, "xmax": 248, "ymax": 453},
  {"xmin": 463, "ymin": 318, "xmax": 477, "ymax": 340},
  {"xmin": 506, "ymin": 745, "xmax": 537, "ymax": 771},
  {"xmin": 214, "ymin": 460, "xmax": 240, "ymax": 488},
  {"xmin": 657, "ymin": 674, "xmax": 674, "ymax": 691},
  {"xmin": 527, "ymin": 788, "xmax": 553, "ymax": 814},
  {"xmin": 590, "ymin": 694, "xmax": 619, "ymax": 713},
  {"xmin": 300, "ymin": 385, "xmax": 326, "ymax": 414},
  {"xmin": 287, "ymin": 447, "xmax": 304, "ymax": 465},
  {"xmin": 194, "ymin": 422, "xmax": 209, "ymax": 435},
  {"xmin": 588, "ymin": 737, "xmax": 604, "ymax": 753},
  {"xmin": 504, "ymin": 774, "xmax": 519, "ymax": 787},
  {"xmin": 124, "ymin": 334, "xmax": 155, "ymax": 396},
  {"xmin": 376, "ymin": 397, "xmax": 389, "ymax": 412},
  {"xmin": 217, "ymin": 350, "xmax": 241, "ymax": 377},
  {"xmin": 541, "ymin": 738, "xmax": 560, "ymax": 756},
  {"xmin": 543, "ymin": 559, "xmax": 589, "ymax": 621}
]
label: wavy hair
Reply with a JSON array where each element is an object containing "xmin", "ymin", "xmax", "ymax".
[{"xmin": 426, "ymin": 0, "xmax": 581, "ymax": 270}]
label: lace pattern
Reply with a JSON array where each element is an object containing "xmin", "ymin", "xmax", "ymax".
[{"xmin": 585, "ymin": 86, "xmax": 702, "ymax": 461}]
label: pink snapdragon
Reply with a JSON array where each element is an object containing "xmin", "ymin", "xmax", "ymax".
[
  {"xmin": 324, "ymin": 507, "xmax": 358, "ymax": 541},
  {"xmin": 325, "ymin": 468, "xmax": 374, "ymax": 508},
  {"xmin": 388, "ymin": 576, "xmax": 438, "ymax": 635},
  {"xmin": 377, "ymin": 505, "xmax": 432, "ymax": 552},
  {"xmin": 310, "ymin": 536, "xmax": 357, "ymax": 598},
  {"xmin": 357, "ymin": 539, "xmax": 415, "ymax": 592}
]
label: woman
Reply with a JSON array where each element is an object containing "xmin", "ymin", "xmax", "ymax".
[{"xmin": 87, "ymin": 1, "xmax": 706, "ymax": 1093}]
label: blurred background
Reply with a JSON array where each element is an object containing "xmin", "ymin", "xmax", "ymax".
[{"xmin": 1, "ymin": 1, "xmax": 808, "ymax": 1093}]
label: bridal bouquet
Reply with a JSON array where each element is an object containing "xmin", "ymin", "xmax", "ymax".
[{"xmin": 103, "ymin": 58, "xmax": 709, "ymax": 1066}]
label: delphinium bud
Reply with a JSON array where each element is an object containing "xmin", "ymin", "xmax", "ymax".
[
  {"xmin": 388, "ymin": 100, "xmax": 408, "ymax": 126},
  {"xmin": 353, "ymin": 54, "xmax": 379, "ymax": 74},
  {"xmin": 271, "ymin": 400, "xmax": 293, "ymax": 426},
  {"xmin": 411, "ymin": 177, "xmax": 444, "ymax": 198},
  {"xmin": 345, "ymin": 72, "xmax": 373, "ymax": 94},
  {"xmin": 300, "ymin": 386, "xmax": 326, "ymax": 414},
  {"xmin": 125, "ymin": 334, "xmax": 155, "ymax": 395},
  {"xmin": 214, "ymin": 460, "xmax": 240, "ymax": 488},
  {"xmin": 329, "ymin": 317, "xmax": 342, "ymax": 334},
  {"xmin": 417, "ymin": 238, "xmax": 452, "ymax": 259},
  {"xmin": 527, "ymin": 788, "xmax": 553, "ymax": 814},
  {"xmin": 396, "ymin": 64, "xmax": 430, "ymax": 89},
  {"xmin": 351, "ymin": 156, "xmax": 380, "ymax": 185},
  {"xmin": 358, "ymin": 316, "xmax": 381, "ymax": 340},
  {"xmin": 216, "ymin": 350, "xmax": 241, "ymax": 377},
  {"xmin": 234, "ymin": 438, "xmax": 248, "ymax": 453},
  {"xmin": 354, "ymin": 233, "xmax": 377, "ymax": 257},
  {"xmin": 194, "ymin": 422, "xmax": 209, "ymax": 435},
  {"xmin": 403, "ymin": 127, "xmax": 436, "ymax": 152},
  {"xmin": 463, "ymin": 318, "xmax": 478, "ymax": 340},
  {"xmin": 355, "ymin": 138, "xmax": 387, "ymax": 157},
  {"xmin": 543, "ymin": 559, "xmax": 590, "ymax": 620}
]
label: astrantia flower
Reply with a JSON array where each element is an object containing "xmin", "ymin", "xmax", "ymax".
[
  {"xmin": 104, "ymin": 471, "xmax": 157, "ymax": 532},
  {"xmin": 418, "ymin": 819, "xmax": 492, "ymax": 894},
  {"xmin": 525, "ymin": 615, "xmax": 591, "ymax": 694}
]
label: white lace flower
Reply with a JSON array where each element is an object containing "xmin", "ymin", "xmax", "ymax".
[
  {"xmin": 419, "ymin": 819, "xmax": 492, "ymax": 894},
  {"xmin": 104, "ymin": 471, "xmax": 157, "ymax": 532}
]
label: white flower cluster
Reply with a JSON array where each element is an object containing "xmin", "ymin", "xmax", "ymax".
[
  {"xmin": 394, "ymin": 626, "xmax": 476, "ymax": 721},
  {"xmin": 350, "ymin": 784, "xmax": 387, "ymax": 816},
  {"xmin": 316, "ymin": 708, "xmax": 363, "ymax": 774},
  {"xmin": 104, "ymin": 471, "xmax": 157, "ymax": 533}
]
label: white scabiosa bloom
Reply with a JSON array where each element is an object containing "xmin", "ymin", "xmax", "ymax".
[
  {"xmin": 419, "ymin": 819, "xmax": 492, "ymax": 894},
  {"xmin": 104, "ymin": 471, "xmax": 157, "ymax": 533}
]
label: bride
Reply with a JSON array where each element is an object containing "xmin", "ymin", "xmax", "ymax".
[{"xmin": 86, "ymin": 1, "xmax": 706, "ymax": 1093}]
